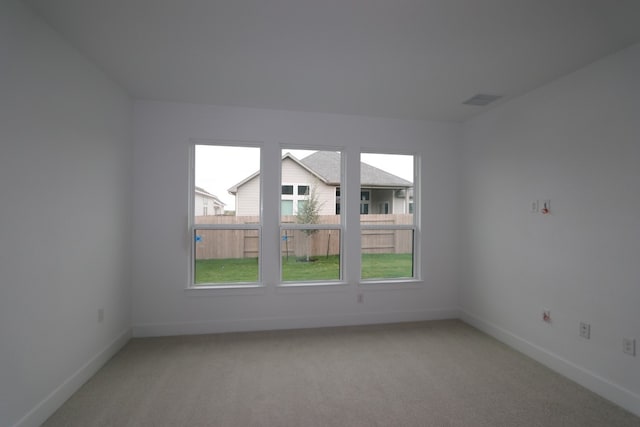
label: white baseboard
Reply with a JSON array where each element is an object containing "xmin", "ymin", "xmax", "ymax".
[
  {"xmin": 132, "ymin": 308, "xmax": 459, "ymax": 337},
  {"xmin": 12, "ymin": 328, "xmax": 132, "ymax": 427},
  {"xmin": 460, "ymin": 309, "xmax": 640, "ymax": 418}
]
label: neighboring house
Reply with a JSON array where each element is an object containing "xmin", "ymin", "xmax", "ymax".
[
  {"xmin": 194, "ymin": 186, "xmax": 225, "ymax": 216},
  {"xmin": 228, "ymin": 151, "xmax": 413, "ymax": 216}
]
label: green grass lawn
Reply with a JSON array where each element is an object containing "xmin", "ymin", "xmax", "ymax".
[{"xmin": 195, "ymin": 253, "xmax": 413, "ymax": 284}]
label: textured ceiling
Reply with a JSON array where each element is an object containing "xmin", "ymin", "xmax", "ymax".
[{"xmin": 25, "ymin": 0, "xmax": 640, "ymax": 122}]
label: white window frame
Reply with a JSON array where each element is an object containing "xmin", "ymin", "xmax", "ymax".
[
  {"xmin": 281, "ymin": 183, "xmax": 311, "ymax": 215},
  {"xmin": 360, "ymin": 152, "xmax": 420, "ymax": 283},
  {"xmin": 279, "ymin": 147, "xmax": 346, "ymax": 286},
  {"xmin": 188, "ymin": 141, "xmax": 263, "ymax": 289}
]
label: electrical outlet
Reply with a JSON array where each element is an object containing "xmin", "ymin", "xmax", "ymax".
[
  {"xmin": 541, "ymin": 200, "xmax": 551, "ymax": 214},
  {"xmin": 357, "ymin": 293, "xmax": 364, "ymax": 303},
  {"xmin": 623, "ymin": 338, "xmax": 636, "ymax": 356},
  {"xmin": 542, "ymin": 310, "xmax": 551, "ymax": 323},
  {"xmin": 579, "ymin": 322, "xmax": 590, "ymax": 339},
  {"xmin": 98, "ymin": 308, "xmax": 104, "ymax": 323},
  {"xmin": 530, "ymin": 200, "xmax": 539, "ymax": 213}
]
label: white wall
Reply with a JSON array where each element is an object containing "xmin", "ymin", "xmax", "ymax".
[
  {"xmin": 132, "ymin": 101, "xmax": 460, "ymax": 336},
  {"xmin": 0, "ymin": 1, "xmax": 132, "ymax": 426},
  {"xmin": 7, "ymin": 1, "xmax": 637, "ymax": 422},
  {"xmin": 460, "ymin": 43, "xmax": 640, "ymax": 415}
]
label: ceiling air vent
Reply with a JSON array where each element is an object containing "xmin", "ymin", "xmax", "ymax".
[{"xmin": 463, "ymin": 94, "xmax": 502, "ymax": 106}]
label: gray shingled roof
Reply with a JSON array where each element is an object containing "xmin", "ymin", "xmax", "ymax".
[
  {"xmin": 229, "ymin": 151, "xmax": 412, "ymax": 193},
  {"xmin": 299, "ymin": 151, "xmax": 412, "ymax": 187}
]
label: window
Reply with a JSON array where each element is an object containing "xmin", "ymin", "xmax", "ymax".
[
  {"xmin": 281, "ymin": 200, "xmax": 293, "ymax": 215},
  {"xmin": 190, "ymin": 144, "xmax": 417, "ymax": 289},
  {"xmin": 281, "ymin": 184, "xmax": 311, "ymax": 215},
  {"xmin": 360, "ymin": 152, "xmax": 417, "ymax": 281},
  {"xmin": 360, "ymin": 191, "xmax": 370, "ymax": 214},
  {"xmin": 280, "ymin": 149, "xmax": 342, "ymax": 283},
  {"xmin": 191, "ymin": 144, "xmax": 261, "ymax": 286}
]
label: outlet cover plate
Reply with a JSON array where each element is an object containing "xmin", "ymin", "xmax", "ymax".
[
  {"xmin": 623, "ymin": 338, "xmax": 636, "ymax": 356},
  {"xmin": 579, "ymin": 322, "xmax": 590, "ymax": 339}
]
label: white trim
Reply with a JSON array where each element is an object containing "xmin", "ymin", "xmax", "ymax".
[
  {"xmin": 360, "ymin": 224, "xmax": 415, "ymax": 230},
  {"xmin": 194, "ymin": 223, "xmax": 261, "ymax": 231},
  {"xmin": 359, "ymin": 279, "xmax": 422, "ymax": 288},
  {"xmin": 132, "ymin": 308, "xmax": 459, "ymax": 337},
  {"xmin": 460, "ymin": 309, "xmax": 640, "ymax": 418},
  {"xmin": 184, "ymin": 284, "xmax": 266, "ymax": 295},
  {"xmin": 276, "ymin": 281, "xmax": 349, "ymax": 292},
  {"xmin": 278, "ymin": 280, "xmax": 349, "ymax": 288},
  {"xmin": 12, "ymin": 328, "xmax": 131, "ymax": 427}
]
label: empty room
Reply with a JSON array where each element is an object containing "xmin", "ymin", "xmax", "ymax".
[{"xmin": 1, "ymin": 0, "xmax": 639, "ymax": 426}]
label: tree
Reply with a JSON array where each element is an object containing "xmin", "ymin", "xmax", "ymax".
[{"xmin": 296, "ymin": 184, "xmax": 323, "ymax": 262}]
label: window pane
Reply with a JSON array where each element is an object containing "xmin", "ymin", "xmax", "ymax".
[
  {"xmin": 281, "ymin": 229, "xmax": 340, "ymax": 282},
  {"xmin": 360, "ymin": 153, "xmax": 413, "ymax": 218},
  {"xmin": 195, "ymin": 145, "xmax": 260, "ymax": 223},
  {"xmin": 281, "ymin": 200, "xmax": 293, "ymax": 215},
  {"xmin": 281, "ymin": 149, "xmax": 341, "ymax": 222},
  {"xmin": 359, "ymin": 153, "xmax": 416, "ymax": 281},
  {"xmin": 361, "ymin": 229, "xmax": 413, "ymax": 279},
  {"xmin": 281, "ymin": 149, "xmax": 342, "ymax": 283},
  {"xmin": 194, "ymin": 229, "xmax": 259, "ymax": 284}
]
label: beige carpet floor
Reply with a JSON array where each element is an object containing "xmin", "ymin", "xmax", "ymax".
[{"xmin": 43, "ymin": 320, "xmax": 640, "ymax": 427}]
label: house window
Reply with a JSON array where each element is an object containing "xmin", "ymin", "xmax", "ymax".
[
  {"xmin": 360, "ymin": 191, "xmax": 370, "ymax": 214},
  {"xmin": 360, "ymin": 152, "xmax": 417, "ymax": 281},
  {"xmin": 281, "ymin": 200, "xmax": 293, "ymax": 215},
  {"xmin": 280, "ymin": 149, "xmax": 342, "ymax": 283},
  {"xmin": 282, "ymin": 185, "xmax": 294, "ymax": 195},
  {"xmin": 191, "ymin": 144, "xmax": 261, "ymax": 286}
]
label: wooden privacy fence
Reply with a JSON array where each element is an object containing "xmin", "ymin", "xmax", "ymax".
[{"xmin": 194, "ymin": 214, "xmax": 413, "ymax": 259}]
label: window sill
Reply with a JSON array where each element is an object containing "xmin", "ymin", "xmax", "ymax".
[
  {"xmin": 276, "ymin": 281, "xmax": 349, "ymax": 293},
  {"xmin": 184, "ymin": 284, "xmax": 266, "ymax": 296},
  {"xmin": 358, "ymin": 279, "xmax": 422, "ymax": 290}
]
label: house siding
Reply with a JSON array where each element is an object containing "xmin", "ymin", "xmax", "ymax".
[
  {"xmin": 281, "ymin": 158, "xmax": 336, "ymax": 215},
  {"xmin": 235, "ymin": 175, "xmax": 260, "ymax": 216},
  {"xmin": 234, "ymin": 156, "xmax": 409, "ymax": 216},
  {"xmin": 194, "ymin": 193, "xmax": 224, "ymax": 216}
]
